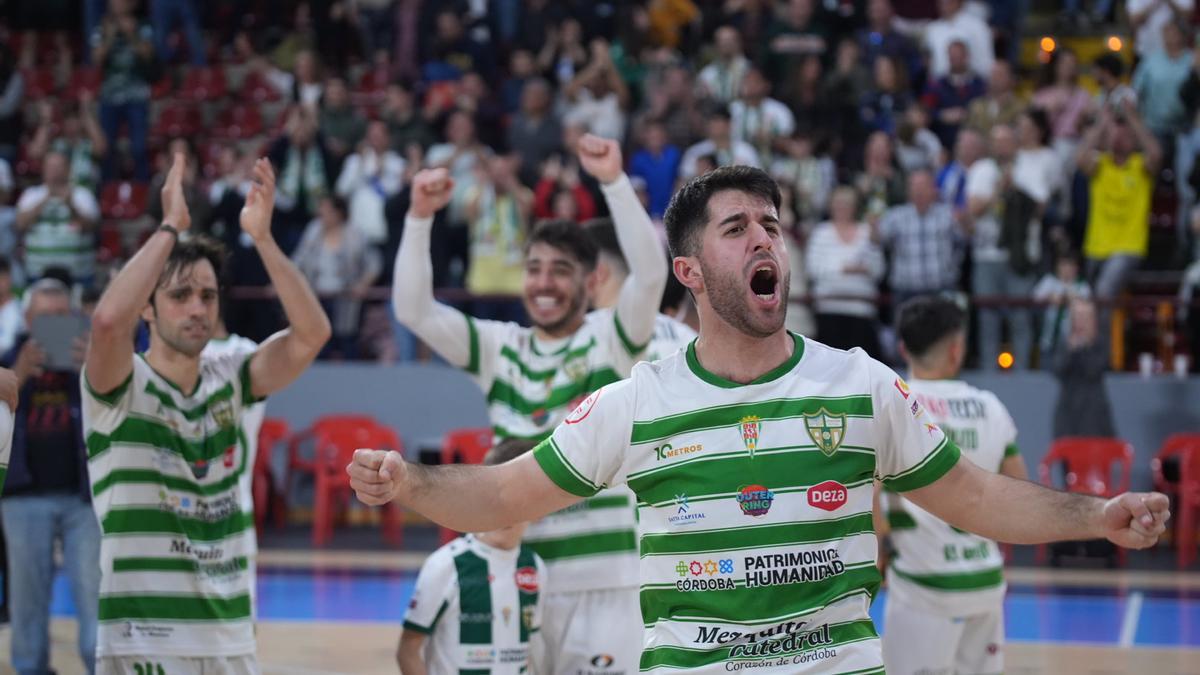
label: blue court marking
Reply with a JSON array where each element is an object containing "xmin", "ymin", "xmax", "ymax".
[{"xmin": 49, "ymin": 569, "xmax": 1200, "ymax": 648}]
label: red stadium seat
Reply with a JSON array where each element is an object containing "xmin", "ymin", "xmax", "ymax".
[
  {"xmin": 151, "ymin": 75, "xmax": 174, "ymax": 99},
  {"xmin": 438, "ymin": 428, "xmax": 493, "ymax": 544},
  {"xmin": 253, "ymin": 418, "xmax": 291, "ymax": 536},
  {"xmin": 152, "ymin": 104, "xmax": 202, "ymax": 140},
  {"xmin": 96, "ymin": 223, "xmax": 124, "ymax": 263},
  {"xmin": 178, "ymin": 66, "xmax": 228, "ymax": 103},
  {"xmin": 212, "ymin": 104, "xmax": 264, "ymax": 140},
  {"xmin": 67, "ymin": 67, "xmax": 102, "ymax": 99},
  {"xmin": 1037, "ymin": 437, "xmax": 1134, "ymax": 565},
  {"xmin": 239, "ymin": 70, "xmax": 282, "ymax": 103},
  {"xmin": 352, "ymin": 68, "xmax": 389, "ymax": 106},
  {"xmin": 1152, "ymin": 433, "xmax": 1200, "ymax": 567},
  {"xmin": 310, "ymin": 417, "xmax": 405, "ymax": 547},
  {"xmin": 22, "ymin": 68, "xmax": 57, "ymax": 99},
  {"xmin": 99, "ymin": 181, "xmax": 149, "ymax": 220},
  {"xmin": 281, "ymin": 414, "xmax": 379, "ymax": 527}
]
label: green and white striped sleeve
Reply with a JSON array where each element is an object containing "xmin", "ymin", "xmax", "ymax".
[{"xmin": 533, "ymin": 379, "xmax": 636, "ymax": 498}]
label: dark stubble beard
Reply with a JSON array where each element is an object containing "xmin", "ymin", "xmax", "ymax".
[
  {"xmin": 528, "ymin": 281, "xmax": 589, "ymax": 336},
  {"xmin": 699, "ymin": 256, "xmax": 789, "ymax": 339}
]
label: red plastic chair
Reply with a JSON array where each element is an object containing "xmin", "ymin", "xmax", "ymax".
[
  {"xmin": 22, "ymin": 68, "xmax": 57, "ymax": 99},
  {"xmin": 280, "ymin": 414, "xmax": 379, "ymax": 528},
  {"xmin": 99, "ymin": 181, "xmax": 149, "ymax": 220},
  {"xmin": 438, "ymin": 428, "xmax": 494, "ymax": 544},
  {"xmin": 1037, "ymin": 437, "xmax": 1134, "ymax": 565},
  {"xmin": 1151, "ymin": 433, "xmax": 1200, "ymax": 495},
  {"xmin": 311, "ymin": 419, "xmax": 405, "ymax": 547},
  {"xmin": 67, "ymin": 67, "xmax": 102, "ymax": 99},
  {"xmin": 253, "ymin": 418, "xmax": 291, "ymax": 536},
  {"xmin": 1175, "ymin": 446, "xmax": 1200, "ymax": 568},
  {"xmin": 178, "ymin": 66, "xmax": 228, "ymax": 102}
]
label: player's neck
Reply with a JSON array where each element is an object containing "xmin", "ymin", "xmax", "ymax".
[
  {"xmin": 144, "ymin": 342, "xmax": 203, "ymax": 395},
  {"xmin": 693, "ymin": 320, "xmax": 794, "ymax": 385},
  {"xmin": 533, "ymin": 314, "xmax": 586, "ymax": 342},
  {"xmin": 909, "ymin": 362, "xmax": 958, "ymax": 381},
  {"xmin": 474, "ymin": 530, "xmax": 521, "ymax": 551}
]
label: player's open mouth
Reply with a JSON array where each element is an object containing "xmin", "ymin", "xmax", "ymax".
[
  {"xmin": 532, "ymin": 295, "xmax": 562, "ymax": 311},
  {"xmin": 749, "ymin": 263, "xmax": 779, "ymax": 304}
]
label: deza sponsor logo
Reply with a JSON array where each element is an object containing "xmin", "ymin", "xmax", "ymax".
[
  {"xmin": 807, "ymin": 480, "xmax": 848, "ymax": 512},
  {"xmin": 694, "ymin": 620, "xmax": 834, "ymax": 658}
]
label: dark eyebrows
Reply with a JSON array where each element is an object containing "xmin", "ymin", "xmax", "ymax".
[{"xmin": 719, "ymin": 212, "xmax": 747, "ymax": 227}]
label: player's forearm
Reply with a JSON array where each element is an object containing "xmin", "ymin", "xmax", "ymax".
[
  {"xmin": 402, "ymin": 462, "xmax": 539, "ymax": 532},
  {"xmin": 396, "ymin": 636, "xmax": 429, "ymax": 675},
  {"xmin": 605, "ymin": 174, "xmax": 668, "ymax": 345},
  {"xmin": 255, "ymin": 234, "xmax": 331, "ymax": 353},
  {"xmin": 391, "ymin": 215, "xmax": 472, "ymax": 367},
  {"xmin": 92, "ymin": 229, "xmax": 176, "ymax": 334},
  {"xmin": 908, "ymin": 460, "xmax": 1106, "ymax": 545}
]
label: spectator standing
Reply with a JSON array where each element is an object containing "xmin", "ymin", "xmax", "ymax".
[
  {"xmin": 27, "ymin": 97, "xmax": 107, "ymax": 193},
  {"xmin": 464, "ymin": 155, "xmax": 534, "ymax": 322},
  {"xmin": 320, "ymin": 76, "xmax": 368, "ymax": 177},
  {"xmin": 149, "ymin": 0, "xmax": 205, "ymax": 66},
  {"xmin": 806, "ymin": 187, "xmax": 886, "ymax": 357},
  {"xmin": 1052, "ymin": 298, "xmax": 1115, "ymax": 437},
  {"xmin": 1076, "ymin": 102, "xmax": 1162, "ymax": 301},
  {"xmin": 697, "ymin": 25, "xmax": 752, "ymax": 103},
  {"xmin": 858, "ymin": 0, "xmax": 922, "ymax": 81},
  {"xmin": 507, "ymin": 79, "xmax": 564, "ymax": 185},
  {"xmin": 924, "ymin": 0, "xmax": 994, "ymax": 79},
  {"xmin": 966, "ymin": 61, "xmax": 1025, "ymax": 134},
  {"xmin": 680, "ymin": 106, "xmax": 762, "ymax": 179},
  {"xmin": 860, "ymin": 54, "xmax": 914, "ymax": 136},
  {"xmin": 336, "ymin": 120, "xmax": 406, "ymax": 247},
  {"xmin": 292, "ymin": 196, "xmax": 382, "ymax": 358},
  {"xmin": 629, "ymin": 121, "xmax": 682, "ymax": 220},
  {"xmin": 1133, "ymin": 21, "xmax": 1193, "ymax": 141},
  {"xmin": 0, "ymin": 279, "xmax": 100, "ymax": 675},
  {"xmin": 1092, "ymin": 53, "xmax": 1138, "ymax": 112},
  {"xmin": 1033, "ymin": 49, "xmax": 1095, "ymax": 216},
  {"xmin": 91, "ymin": 0, "xmax": 157, "ymax": 181},
  {"xmin": 853, "ymin": 131, "xmax": 907, "ymax": 226},
  {"xmin": 15, "ymin": 152, "xmax": 101, "ymax": 286},
  {"xmin": 636, "ymin": 65, "xmax": 705, "ymax": 150},
  {"xmin": 270, "ymin": 106, "xmax": 334, "ymax": 252},
  {"xmin": 562, "ymin": 40, "xmax": 631, "ymax": 142},
  {"xmin": 1033, "ymin": 250, "xmax": 1092, "ymax": 359},
  {"xmin": 1128, "ymin": 0, "xmax": 1194, "ymax": 57},
  {"xmin": 381, "ymin": 81, "xmax": 435, "ymax": 158},
  {"xmin": 924, "ymin": 40, "xmax": 987, "ymax": 148},
  {"xmin": 880, "ymin": 169, "xmax": 966, "ymax": 306},
  {"xmin": 761, "ymin": 0, "xmax": 829, "ymax": 83},
  {"xmin": 895, "ymin": 104, "xmax": 945, "ymax": 174},
  {"xmin": 772, "ymin": 131, "xmax": 836, "ymax": 227},
  {"xmin": 730, "ymin": 67, "xmax": 796, "ymax": 167}
]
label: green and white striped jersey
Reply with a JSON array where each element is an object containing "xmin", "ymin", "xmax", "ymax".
[
  {"xmin": 533, "ymin": 334, "xmax": 962, "ymax": 674},
  {"xmin": 0, "ymin": 404, "xmax": 13, "ymax": 491},
  {"xmin": 883, "ymin": 377, "xmax": 1019, "ymax": 616},
  {"xmin": 404, "ymin": 534, "xmax": 546, "ymax": 674},
  {"xmin": 468, "ymin": 307, "xmax": 643, "ymax": 592},
  {"xmin": 82, "ymin": 352, "xmax": 261, "ymax": 658},
  {"xmin": 15, "ymin": 184, "xmax": 99, "ymax": 280}
]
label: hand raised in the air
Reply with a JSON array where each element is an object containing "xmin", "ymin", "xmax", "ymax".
[
  {"xmin": 576, "ymin": 134, "xmax": 624, "ymax": 185},
  {"xmin": 239, "ymin": 158, "xmax": 277, "ymax": 243},
  {"xmin": 1101, "ymin": 492, "xmax": 1170, "ymax": 549},
  {"xmin": 347, "ymin": 448, "xmax": 408, "ymax": 506},
  {"xmin": 409, "ymin": 168, "xmax": 455, "ymax": 219},
  {"xmin": 161, "ymin": 152, "xmax": 192, "ymax": 232}
]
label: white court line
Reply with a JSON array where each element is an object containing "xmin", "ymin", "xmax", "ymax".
[{"xmin": 1118, "ymin": 591, "xmax": 1144, "ymax": 648}]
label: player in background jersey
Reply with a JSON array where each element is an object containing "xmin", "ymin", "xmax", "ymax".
[
  {"xmin": 83, "ymin": 154, "xmax": 330, "ymax": 674},
  {"xmin": 877, "ymin": 296, "xmax": 1028, "ymax": 675},
  {"xmin": 584, "ymin": 218, "xmax": 698, "ymax": 361},
  {"xmin": 352, "ymin": 166, "xmax": 1169, "ymax": 674},
  {"xmin": 392, "ymin": 134, "xmax": 665, "ymax": 675},
  {"xmin": 397, "ymin": 439, "xmax": 546, "ymax": 675}
]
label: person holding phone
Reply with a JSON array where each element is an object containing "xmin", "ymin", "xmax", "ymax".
[{"xmin": 0, "ymin": 277, "xmax": 99, "ymax": 675}]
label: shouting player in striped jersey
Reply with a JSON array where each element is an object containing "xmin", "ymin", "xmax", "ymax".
[
  {"xmin": 879, "ymin": 296, "xmax": 1029, "ymax": 675},
  {"xmin": 392, "ymin": 134, "xmax": 667, "ymax": 674},
  {"xmin": 83, "ymin": 154, "xmax": 330, "ymax": 674},
  {"xmin": 354, "ymin": 166, "xmax": 1169, "ymax": 674}
]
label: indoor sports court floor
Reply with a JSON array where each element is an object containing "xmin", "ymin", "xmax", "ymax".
[{"xmin": 6, "ymin": 550, "xmax": 1200, "ymax": 675}]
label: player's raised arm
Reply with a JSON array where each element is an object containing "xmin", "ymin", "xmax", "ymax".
[
  {"xmin": 87, "ymin": 152, "xmax": 191, "ymax": 394},
  {"xmin": 241, "ymin": 159, "xmax": 332, "ymax": 398},
  {"xmin": 903, "ymin": 458, "xmax": 1169, "ymax": 548},
  {"xmin": 391, "ymin": 168, "xmax": 476, "ymax": 368},
  {"xmin": 577, "ymin": 135, "xmax": 668, "ymax": 353}
]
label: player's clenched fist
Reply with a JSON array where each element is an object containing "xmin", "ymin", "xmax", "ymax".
[
  {"xmin": 576, "ymin": 133, "xmax": 624, "ymax": 185},
  {"xmin": 1101, "ymin": 492, "xmax": 1171, "ymax": 549},
  {"xmin": 348, "ymin": 448, "xmax": 408, "ymax": 506},
  {"xmin": 409, "ymin": 168, "xmax": 455, "ymax": 219}
]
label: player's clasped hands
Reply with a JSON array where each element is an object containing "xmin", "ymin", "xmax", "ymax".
[{"xmin": 348, "ymin": 448, "xmax": 408, "ymax": 506}]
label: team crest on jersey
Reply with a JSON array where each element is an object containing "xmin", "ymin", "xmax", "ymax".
[
  {"xmin": 211, "ymin": 399, "xmax": 235, "ymax": 429},
  {"xmin": 563, "ymin": 355, "xmax": 588, "ymax": 383},
  {"xmin": 804, "ymin": 409, "xmax": 846, "ymax": 457},
  {"xmin": 739, "ymin": 416, "xmax": 761, "ymax": 457}
]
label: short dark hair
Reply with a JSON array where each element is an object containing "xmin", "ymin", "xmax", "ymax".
[
  {"xmin": 525, "ymin": 219, "xmax": 598, "ymax": 270},
  {"xmin": 1094, "ymin": 52, "xmax": 1124, "ymax": 78},
  {"xmin": 152, "ymin": 234, "xmax": 228, "ymax": 305},
  {"xmin": 324, "ymin": 195, "xmax": 349, "ymax": 219},
  {"xmin": 485, "ymin": 438, "xmax": 536, "ymax": 466},
  {"xmin": 583, "ymin": 218, "xmax": 625, "ymax": 270},
  {"xmin": 1024, "ymin": 107, "xmax": 1053, "ymax": 146},
  {"xmin": 896, "ymin": 295, "xmax": 966, "ymax": 359},
  {"xmin": 663, "ymin": 166, "xmax": 782, "ymax": 258}
]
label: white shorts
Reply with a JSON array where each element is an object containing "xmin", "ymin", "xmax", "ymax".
[
  {"xmin": 97, "ymin": 655, "xmax": 259, "ymax": 675},
  {"xmin": 531, "ymin": 587, "xmax": 641, "ymax": 675},
  {"xmin": 882, "ymin": 592, "xmax": 1004, "ymax": 675}
]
